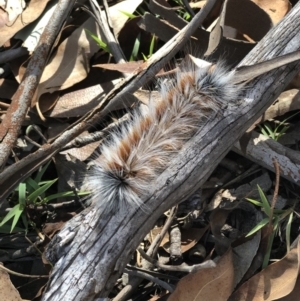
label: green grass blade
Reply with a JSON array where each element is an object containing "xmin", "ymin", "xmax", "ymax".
[
  {"xmin": 25, "ymin": 177, "xmax": 39, "ymax": 193},
  {"xmin": 85, "ymin": 29, "xmax": 110, "ymax": 53},
  {"xmin": 262, "ymin": 229, "xmax": 276, "ymax": 269},
  {"xmin": 27, "ymin": 178, "xmax": 57, "ymax": 203},
  {"xmin": 21, "ymin": 213, "xmax": 29, "ymax": 233},
  {"xmin": 149, "ymin": 34, "xmax": 156, "ymax": 57},
  {"xmin": 257, "ymin": 185, "xmax": 271, "ymax": 216},
  {"xmin": 141, "ymin": 53, "xmax": 147, "ymax": 61},
  {"xmin": 264, "ymin": 122, "xmax": 275, "ymax": 139},
  {"xmin": 261, "ymin": 128, "xmax": 269, "ymax": 138},
  {"xmin": 246, "ymin": 198, "xmax": 263, "ymax": 207},
  {"xmin": 130, "ymin": 33, "xmax": 141, "ymax": 61},
  {"xmin": 18, "ymin": 183, "xmax": 26, "ymax": 207},
  {"xmin": 246, "ymin": 217, "xmax": 269, "ymax": 237},
  {"xmin": 43, "ymin": 191, "xmax": 90, "ymax": 203},
  {"xmin": 0, "ymin": 204, "xmax": 20, "ymax": 226},
  {"xmin": 118, "ymin": 9, "xmax": 137, "ymax": 19},
  {"xmin": 0, "ymin": 204, "xmax": 24, "ymax": 233},
  {"xmin": 11, "ymin": 204, "xmax": 24, "ymax": 233},
  {"xmin": 262, "ymin": 216, "xmax": 279, "ymax": 269},
  {"xmin": 286, "ymin": 211, "xmax": 293, "ymax": 253},
  {"xmin": 34, "ymin": 160, "xmax": 51, "ymax": 183}
]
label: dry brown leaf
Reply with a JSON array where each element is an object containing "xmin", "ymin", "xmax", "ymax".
[
  {"xmin": 0, "ymin": 0, "xmax": 50, "ymax": 46},
  {"xmin": 210, "ymin": 207, "xmax": 234, "ymax": 255},
  {"xmin": 277, "ymin": 276, "xmax": 300, "ymax": 301},
  {"xmin": 0, "ymin": 264, "xmax": 22, "ymax": 301},
  {"xmin": 229, "ymin": 239, "xmax": 300, "ymax": 301},
  {"xmin": 94, "ymin": 61, "xmax": 145, "ymax": 74},
  {"xmin": 35, "ymin": 17, "xmax": 100, "ymax": 106},
  {"xmin": 252, "ymin": 0, "xmax": 291, "ymax": 24},
  {"xmin": 168, "ymin": 248, "xmax": 235, "ymax": 301},
  {"xmin": 232, "ymin": 233, "xmax": 261, "ymax": 288},
  {"xmin": 45, "ymin": 79, "xmax": 120, "ymax": 117}
]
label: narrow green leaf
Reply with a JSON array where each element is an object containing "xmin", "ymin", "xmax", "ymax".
[
  {"xmin": 118, "ymin": 9, "xmax": 137, "ymax": 19},
  {"xmin": 264, "ymin": 123, "xmax": 275, "ymax": 139},
  {"xmin": 276, "ymin": 126, "xmax": 289, "ymax": 139},
  {"xmin": 130, "ymin": 33, "xmax": 141, "ymax": 61},
  {"xmin": 0, "ymin": 204, "xmax": 24, "ymax": 233},
  {"xmin": 258, "ymin": 125, "xmax": 269, "ymax": 138},
  {"xmin": 246, "ymin": 217, "xmax": 269, "ymax": 237},
  {"xmin": 286, "ymin": 212, "xmax": 293, "ymax": 253},
  {"xmin": 11, "ymin": 205, "xmax": 24, "ymax": 233},
  {"xmin": 85, "ymin": 29, "xmax": 110, "ymax": 53},
  {"xmin": 149, "ymin": 34, "xmax": 156, "ymax": 57},
  {"xmin": 0, "ymin": 205, "xmax": 19, "ymax": 226},
  {"xmin": 27, "ymin": 178, "xmax": 57, "ymax": 203},
  {"xmin": 262, "ymin": 229, "xmax": 276, "ymax": 269},
  {"xmin": 18, "ymin": 183, "xmax": 26, "ymax": 207},
  {"xmin": 246, "ymin": 198, "xmax": 263, "ymax": 207},
  {"xmin": 43, "ymin": 191, "xmax": 90, "ymax": 203},
  {"xmin": 141, "ymin": 53, "xmax": 147, "ymax": 61},
  {"xmin": 257, "ymin": 185, "xmax": 271, "ymax": 216},
  {"xmin": 282, "ymin": 110, "xmax": 300, "ymax": 123},
  {"xmin": 21, "ymin": 213, "xmax": 29, "ymax": 233},
  {"xmin": 26, "ymin": 177, "xmax": 39, "ymax": 193},
  {"xmin": 183, "ymin": 11, "xmax": 191, "ymax": 21},
  {"xmin": 34, "ymin": 160, "xmax": 51, "ymax": 183}
]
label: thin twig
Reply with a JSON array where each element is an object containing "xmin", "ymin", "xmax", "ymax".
[
  {"xmin": 89, "ymin": 0, "xmax": 126, "ymax": 64},
  {"xmin": 0, "ymin": 264, "xmax": 48, "ymax": 278},
  {"xmin": 138, "ymin": 248, "xmax": 216, "ymax": 273},
  {"xmin": 182, "ymin": 0, "xmax": 195, "ymax": 17},
  {"xmin": 124, "ymin": 268, "xmax": 175, "ymax": 293},
  {"xmin": 114, "ymin": 206, "xmax": 178, "ymax": 301},
  {"xmin": 126, "ymin": 265, "xmax": 179, "ymax": 281},
  {"xmin": 269, "ymin": 159, "xmax": 280, "ymax": 225},
  {"xmin": 149, "ymin": 206, "xmax": 178, "ymax": 258}
]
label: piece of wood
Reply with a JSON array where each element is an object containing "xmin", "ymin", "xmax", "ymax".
[
  {"xmin": 42, "ymin": 2, "xmax": 300, "ymax": 301},
  {"xmin": 233, "ymin": 131, "xmax": 300, "ymax": 185}
]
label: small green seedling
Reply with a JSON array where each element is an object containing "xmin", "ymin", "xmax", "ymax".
[
  {"xmin": 85, "ymin": 29, "xmax": 110, "ymax": 53},
  {"xmin": 172, "ymin": 0, "xmax": 192, "ymax": 21},
  {"xmin": 259, "ymin": 111, "xmax": 300, "ymax": 141},
  {"xmin": 142, "ymin": 34, "xmax": 156, "ymax": 61},
  {"xmin": 246, "ymin": 185, "xmax": 294, "ymax": 268},
  {"xmin": 118, "ymin": 9, "xmax": 139, "ymax": 19},
  {"xmin": 0, "ymin": 162, "xmax": 89, "ymax": 233},
  {"xmin": 130, "ymin": 32, "xmax": 141, "ymax": 61}
]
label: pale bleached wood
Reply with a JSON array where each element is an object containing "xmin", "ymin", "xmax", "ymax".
[
  {"xmin": 42, "ymin": 2, "xmax": 300, "ymax": 301},
  {"xmin": 233, "ymin": 131, "xmax": 300, "ymax": 185}
]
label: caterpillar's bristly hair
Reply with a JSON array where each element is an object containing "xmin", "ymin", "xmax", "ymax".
[{"xmin": 85, "ymin": 60, "xmax": 242, "ymax": 214}]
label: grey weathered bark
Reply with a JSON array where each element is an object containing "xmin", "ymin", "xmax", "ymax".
[
  {"xmin": 42, "ymin": 2, "xmax": 300, "ymax": 301},
  {"xmin": 233, "ymin": 130, "xmax": 300, "ymax": 185}
]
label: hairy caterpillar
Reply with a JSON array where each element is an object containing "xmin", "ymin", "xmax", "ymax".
[{"xmin": 83, "ymin": 57, "xmax": 243, "ymax": 213}]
